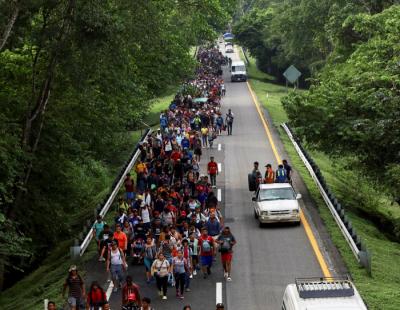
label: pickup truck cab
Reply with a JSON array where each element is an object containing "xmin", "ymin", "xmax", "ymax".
[
  {"xmin": 252, "ymin": 183, "xmax": 301, "ymax": 226},
  {"xmin": 282, "ymin": 277, "xmax": 368, "ymax": 310}
]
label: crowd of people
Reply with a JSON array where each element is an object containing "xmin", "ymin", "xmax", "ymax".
[
  {"xmin": 251, "ymin": 159, "xmax": 293, "ymax": 190},
  {"xmin": 59, "ymin": 46, "xmax": 236, "ymax": 310}
]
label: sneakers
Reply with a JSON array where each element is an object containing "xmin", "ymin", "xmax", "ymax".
[
  {"xmin": 203, "ymin": 273, "xmax": 208, "ymax": 279},
  {"xmin": 162, "ymin": 296, "xmax": 167, "ymax": 300},
  {"xmin": 227, "ymin": 276, "xmax": 232, "ymax": 282},
  {"xmin": 207, "ymin": 267, "xmax": 211, "ymax": 275},
  {"xmin": 224, "ymin": 272, "xmax": 228, "ymax": 278},
  {"xmin": 186, "ymin": 288, "xmax": 191, "ymax": 292},
  {"xmin": 193, "ymin": 270, "xmax": 197, "ymax": 276},
  {"xmin": 158, "ymin": 290, "xmax": 163, "ymax": 296},
  {"xmin": 189, "ymin": 274, "xmax": 193, "ymax": 279},
  {"xmin": 113, "ymin": 287, "xmax": 118, "ymax": 293},
  {"xmin": 180, "ymin": 295, "xmax": 185, "ymax": 299},
  {"xmin": 98, "ymin": 257, "xmax": 105, "ymax": 262}
]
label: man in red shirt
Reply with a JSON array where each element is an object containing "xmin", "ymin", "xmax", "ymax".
[
  {"xmin": 199, "ymin": 228, "xmax": 215, "ymax": 279},
  {"xmin": 207, "ymin": 156, "xmax": 218, "ymax": 188}
]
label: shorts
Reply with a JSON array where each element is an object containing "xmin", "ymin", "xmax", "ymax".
[
  {"xmin": 126, "ymin": 192, "xmax": 135, "ymax": 200},
  {"xmin": 67, "ymin": 297, "xmax": 84, "ymax": 308},
  {"xmin": 221, "ymin": 252, "xmax": 233, "ymax": 263},
  {"xmin": 200, "ymin": 255, "xmax": 213, "ymax": 267},
  {"xmin": 110, "ymin": 264, "xmax": 124, "ymax": 282}
]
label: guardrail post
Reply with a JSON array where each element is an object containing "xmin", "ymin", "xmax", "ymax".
[
  {"xmin": 359, "ymin": 250, "xmax": 372, "ymax": 276},
  {"xmin": 44, "ymin": 299, "xmax": 48, "ymax": 310},
  {"xmin": 70, "ymin": 245, "xmax": 80, "ymax": 259}
]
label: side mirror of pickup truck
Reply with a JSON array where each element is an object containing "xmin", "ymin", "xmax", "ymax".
[
  {"xmin": 296, "ymin": 193, "xmax": 302, "ymax": 200},
  {"xmin": 252, "ymin": 197, "xmax": 256, "ymax": 202}
]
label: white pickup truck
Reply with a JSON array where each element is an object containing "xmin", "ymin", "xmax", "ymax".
[
  {"xmin": 252, "ymin": 183, "xmax": 301, "ymax": 226},
  {"xmin": 282, "ymin": 277, "xmax": 368, "ymax": 310}
]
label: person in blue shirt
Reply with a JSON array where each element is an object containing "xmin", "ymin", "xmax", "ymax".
[
  {"xmin": 275, "ymin": 164, "xmax": 288, "ymax": 183},
  {"xmin": 181, "ymin": 136, "xmax": 190, "ymax": 149},
  {"xmin": 205, "ymin": 213, "xmax": 221, "ymax": 238}
]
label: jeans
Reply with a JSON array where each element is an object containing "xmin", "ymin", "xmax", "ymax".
[
  {"xmin": 210, "ymin": 174, "xmax": 216, "ymax": 186},
  {"xmin": 110, "ymin": 264, "xmax": 124, "ymax": 282},
  {"xmin": 174, "ymin": 272, "xmax": 186, "ymax": 295},
  {"xmin": 227, "ymin": 122, "xmax": 233, "ymax": 135},
  {"xmin": 202, "ymin": 135, "xmax": 208, "ymax": 147},
  {"xmin": 156, "ymin": 274, "xmax": 168, "ymax": 296}
]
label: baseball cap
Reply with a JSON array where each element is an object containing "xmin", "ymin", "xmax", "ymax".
[{"xmin": 69, "ymin": 265, "xmax": 77, "ymax": 272}]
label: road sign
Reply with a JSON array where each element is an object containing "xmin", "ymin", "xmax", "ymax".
[{"xmin": 283, "ymin": 65, "xmax": 301, "ymax": 84}]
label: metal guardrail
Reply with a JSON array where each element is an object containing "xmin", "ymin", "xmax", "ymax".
[
  {"xmin": 281, "ymin": 123, "xmax": 371, "ymax": 274},
  {"xmin": 72, "ymin": 128, "xmax": 153, "ymax": 257}
]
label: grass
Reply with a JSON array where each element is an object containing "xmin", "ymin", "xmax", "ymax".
[
  {"xmin": 243, "ymin": 53, "xmax": 400, "ymax": 310},
  {"xmin": 0, "ymin": 87, "xmax": 179, "ymax": 310}
]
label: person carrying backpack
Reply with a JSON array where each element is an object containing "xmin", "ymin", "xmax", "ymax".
[
  {"xmin": 198, "ymin": 228, "xmax": 215, "ymax": 279},
  {"xmin": 217, "ymin": 227, "xmax": 236, "ymax": 282},
  {"xmin": 275, "ymin": 164, "xmax": 288, "ymax": 183},
  {"xmin": 86, "ymin": 281, "xmax": 107, "ymax": 310},
  {"xmin": 106, "ymin": 241, "xmax": 127, "ymax": 293}
]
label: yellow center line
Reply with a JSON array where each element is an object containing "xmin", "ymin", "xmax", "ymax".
[{"xmin": 246, "ymin": 81, "xmax": 332, "ymax": 278}]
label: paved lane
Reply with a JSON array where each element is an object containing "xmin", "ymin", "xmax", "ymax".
[{"xmin": 220, "ymin": 46, "xmax": 325, "ymax": 309}]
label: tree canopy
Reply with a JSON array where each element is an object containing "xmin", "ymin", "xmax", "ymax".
[{"xmin": 0, "ymin": 0, "xmax": 235, "ymax": 289}]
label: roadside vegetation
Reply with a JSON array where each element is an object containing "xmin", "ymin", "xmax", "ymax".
[
  {"xmin": 243, "ymin": 53, "xmax": 400, "ymax": 310},
  {"xmin": 235, "ymin": 1, "xmax": 400, "ymax": 308},
  {"xmin": 0, "ymin": 0, "xmax": 237, "ymax": 305}
]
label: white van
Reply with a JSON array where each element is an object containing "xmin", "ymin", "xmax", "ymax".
[
  {"xmin": 230, "ymin": 60, "xmax": 247, "ymax": 82},
  {"xmin": 282, "ymin": 277, "xmax": 368, "ymax": 310}
]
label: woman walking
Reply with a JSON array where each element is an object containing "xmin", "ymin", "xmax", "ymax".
[
  {"xmin": 151, "ymin": 252, "xmax": 171, "ymax": 300},
  {"xmin": 143, "ymin": 236, "xmax": 157, "ymax": 283},
  {"xmin": 172, "ymin": 249, "xmax": 188, "ymax": 299},
  {"xmin": 86, "ymin": 281, "xmax": 107, "ymax": 310}
]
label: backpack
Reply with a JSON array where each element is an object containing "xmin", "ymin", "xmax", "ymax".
[
  {"xmin": 202, "ymin": 239, "xmax": 211, "ymax": 252},
  {"xmin": 220, "ymin": 239, "xmax": 231, "ymax": 253}
]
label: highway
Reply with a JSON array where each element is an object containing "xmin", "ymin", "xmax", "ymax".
[{"xmin": 91, "ymin": 44, "xmax": 343, "ymax": 310}]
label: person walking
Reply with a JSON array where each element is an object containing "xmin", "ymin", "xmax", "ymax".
[
  {"xmin": 217, "ymin": 227, "xmax": 236, "ymax": 281},
  {"xmin": 199, "ymin": 228, "xmax": 215, "ymax": 279},
  {"xmin": 225, "ymin": 109, "xmax": 234, "ymax": 135},
  {"xmin": 264, "ymin": 164, "xmax": 275, "ymax": 184},
  {"xmin": 275, "ymin": 164, "xmax": 288, "ymax": 183},
  {"xmin": 122, "ymin": 276, "xmax": 142, "ymax": 308},
  {"xmin": 62, "ymin": 265, "xmax": 85, "ymax": 310},
  {"xmin": 201, "ymin": 125, "xmax": 208, "ymax": 148},
  {"xmin": 86, "ymin": 281, "xmax": 107, "ymax": 310},
  {"xmin": 151, "ymin": 252, "xmax": 171, "ymax": 300},
  {"xmin": 141, "ymin": 297, "xmax": 155, "ymax": 310},
  {"xmin": 106, "ymin": 240, "xmax": 127, "ymax": 293},
  {"xmin": 172, "ymin": 249, "xmax": 188, "ymax": 299},
  {"xmin": 143, "ymin": 236, "xmax": 157, "ymax": 283},
  {"xmin": 207, "ymin": 156, "xmax": 218, "ymax": 188}
]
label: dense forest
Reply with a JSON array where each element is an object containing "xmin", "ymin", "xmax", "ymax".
[
  {"xmin": 0, "ymin": 0, "xmax": 236, "ymax": 290},
  {"xmin": 234, "ymin": 0, "xmax": 400, "ymax": 238}
]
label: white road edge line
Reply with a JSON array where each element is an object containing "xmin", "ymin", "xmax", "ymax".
[
  {"xmin": 216, "ymin": 282, "xmax": 223, "ymax": 305},
  {"xmin": 106, "ymin": 281, "xmax": 114, "ymax": 300},
  {"xmin": 218, "ymin": 162, "xmax": 222, "ymax": 173},
  {"xmin": 218, "ymin": 143, "xmax": 221, "ymax": 151},
  {"xmin": 217, "ymin": 188, "xmax": 222, "ymax": 202}
]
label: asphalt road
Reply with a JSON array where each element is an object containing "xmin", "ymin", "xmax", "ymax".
[
  {"xmin": 222, "ymin": 47, "xmax": 324, "ymax": 310},
  {"xmin": 86, "ymin": 44, "xmax": 341, "ymax": 310}
]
